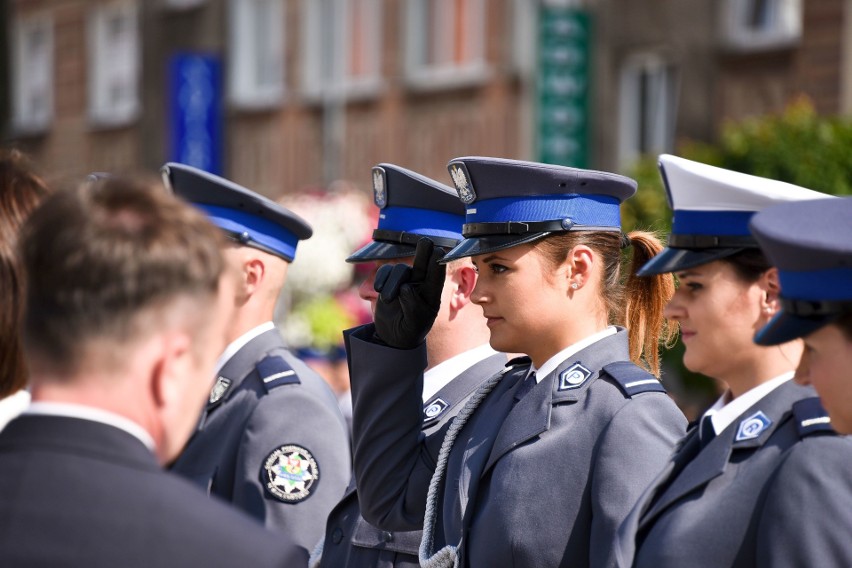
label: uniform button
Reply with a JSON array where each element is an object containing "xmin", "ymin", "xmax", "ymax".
[
  {"xmin": 332, "ymin": 528, "xmax": 343, "ymax": 544},
  {"xmin": 381, "ymin": 531, "xmax": 393, "ymax": 543}
]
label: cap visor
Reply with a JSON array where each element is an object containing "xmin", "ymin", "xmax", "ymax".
[
  {"xmin": 441, "ymin": 233, "xmax": 551, "ymax": 263},
  {"xmin": 637, "ymin": 246, "xmax": 746, "ymax": 276},
  {"xmin": 346, "ymin": 241, "xmax": 416, "ymax": 263},
  {"xmin": 754, "ymin": 310, "xmax": 836, "ymax": 346}
]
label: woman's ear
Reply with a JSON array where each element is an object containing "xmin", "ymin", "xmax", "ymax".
[
  {"xmin": 566, "ymin": 245, "xmax": 595, "ymax": 291},
  {"xmin": 759, "ymin": 267, "xmax": 782, "ymax": 314},
  {"xmin": 449, "ymin": 264, "xmax": 478, "ymax": 310}
]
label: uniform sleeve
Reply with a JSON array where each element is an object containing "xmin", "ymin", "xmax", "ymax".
[
  {"xmin": 756, "ymin": 436, "xmax": 852, "ymax": 568},
  {"xmin": 231, "ymin": 384, "xmax": 352, "ymax": 552},
  {"xmin": 347, "ymin": 324, "xmax": 441, "ymax": 532},
  {"xmin": 590, "ymin": 393, "xmax": 685, "ymax": 568}
]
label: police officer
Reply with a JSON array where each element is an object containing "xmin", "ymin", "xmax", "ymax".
[
  {"xmin": 748, "ymin": 196, "xmax": 852, "ymax": 566},
  {"xmin": 615, "ymin": 155, "xmax": 838, "ymax": 568},
  {"xmin": 348, "ymin": 157, "xmax": 686, "ymax": 568},
  {"xmin": 163, "ymin": 164, "xmax": 351, "ymax": 552},
  {"xmin": 313, "ymin": 164, "xmax": 506, "ymax": 567}
]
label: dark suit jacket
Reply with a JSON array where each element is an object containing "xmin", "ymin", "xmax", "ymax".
[
  {"xmin": 616, "ymin": 381, "xmax": 851, "ymax": 568},
  {"xmin": 316, "ymin": 352, "xmax": 507, "ymax": 568},
  {"xmin": 0, "ymin": 414, "xmax": 307, "ymax": 567},
  {"xmin": 348, "ymin": 325, "xmax": 686, "ymax": 568},
  {"xmin": 171, "ymin": 329, "xmax": 352, "ymax": 551}
]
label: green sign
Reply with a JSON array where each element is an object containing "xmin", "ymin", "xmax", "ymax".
[{"xmin": 536, "ymin": 7, "xmax": 591, "ymax": 168}]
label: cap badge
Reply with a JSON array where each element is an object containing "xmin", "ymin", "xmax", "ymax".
[
  {"xmin": 558, "ymin": 362, "xmax": 592, "ymax": 391},
  {"xmin": 373, "ymin": 167, "xmax": 387, "ymax": 209},
  {"xmin": 263, "ymin": 444, "xmax": 319, "ymax": 503},
  {"xmin": 424, "ymin": 398, "xmax": 449, "ymax": 421},
  {"xmin": 449, "ymin": 163, "xmax": 476, "ymax": 204},
  {"xmin": 735, "ymin": 411, "xmax": 773, "ymax": 442},
  {"xmin": 209, "ymin": 376, "xmax": 232, "ymax": 405}
]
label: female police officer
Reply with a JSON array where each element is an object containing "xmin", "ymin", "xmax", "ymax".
[
  {"xmin": 345, "ymin": 156, "xmax": 686, "ymax": 568},
  {"xmin": 748, "ymin": 195, "xmax": 852, "ymax": 567},
  {"xmin": 615, "ymin": 155, "xmax": 839, "ymax": 568}
]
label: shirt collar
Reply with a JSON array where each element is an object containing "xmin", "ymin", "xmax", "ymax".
[
  {"xmin": 702, "ymin": 371, "xmax": 794, "ymax": 435},
  {"xmin": 24, "ymin": 401, "xmax": 156, "ymax": 451},
  {"xmin": 532, "ymin": 326, "xmax": 618, "ymax": 383},
  {"xmin": 213, "ymin": 321, "xmax": 277, "ymax": 375},
  {"xmin": 422, "ymin": 344, "xmax": 498, "ymax": 402}
]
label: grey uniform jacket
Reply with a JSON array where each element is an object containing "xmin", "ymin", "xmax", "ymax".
[
  {"xmin": 348, "ymin": 324, "xmax": 686, "ymax": 568},
  {"xmin": 317, "ymin": 352, "xmax": 507, "ymax": 568},
  {"xmin": 616, "ymin": 380, "xmax": 852, "ymax": 568},
  {"xmin": 0, "ymin": 415, "xmax": 307, "ymax": 567},
  {"xmin": 171, "ymin": 328, "xmax": 351, "ymax": 552}
]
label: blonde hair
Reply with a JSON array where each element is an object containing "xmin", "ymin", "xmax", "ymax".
[{"xmin": 533, "ymin": 230, "xmax": 676, "ymax": 376}]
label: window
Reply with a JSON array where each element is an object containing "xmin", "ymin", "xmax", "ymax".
[
  {"xmin": 229, "ymin": 0, "xmax": 284, "ymax": 108},
  {"xmin": 88, "ymin": 1, "xmax": 140, "ymax": 126},
  {"xmin": 720, "ymin": 0, "xmax": 802, "ymax": 51},
  {"xmin": 618, "ymin": 55, "xmax": 679, "ymax": 168},
  {"xmin": 404, "ymin": 0, "xmax": 487, "ymax": 89},
  {"xmin": 301, "ymin": 0, "xmax": 382, "ymax": 99},
  {"xmin": 11, "ymin": 12, "xmax": 53, "ymax": 133}
]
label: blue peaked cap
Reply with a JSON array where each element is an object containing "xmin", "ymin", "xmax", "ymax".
[
  {"xmin": 751, "ymin": 197, "xmax": 850, "ymax": 346},
  {"xmin": 441, "ymin": 156, "xmax": 636, "ymax": 262},
  {"xmin": 346, "ymin": 164, "xmax": 465, "ymax": 263},
  {"xmin": 161, "ymin": 163, "xmax": 312, "ymax": 262}
]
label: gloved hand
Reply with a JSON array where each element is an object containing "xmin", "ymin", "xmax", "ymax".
[{"xmin": 373, "ymin": 238, "xmax": 446, "ymax": 349}]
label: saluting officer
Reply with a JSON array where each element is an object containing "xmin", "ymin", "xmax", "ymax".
[
  {"xmin": 163, "ymin": 164, "xmax": 351, "ymax": 552},
  {"xmin": 748, "ymin": 196, "xmax": 852, "ymax": 567},
  {"xmin": 615, "ymin": 155, "xmax": 838, "ymax": 568},
  {"xmin": 313, "ymin": 164, "xmax": 506, "ymax": 568},
  {"xmin": 348, "ymin": 157, "xmax": 686, "ymax": 568}
]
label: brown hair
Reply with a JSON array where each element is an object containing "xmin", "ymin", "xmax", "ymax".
[
  {"xmin": 834, "ymin": 312, "xmax": 852, "ymax": 342},
  {"xmin": 0, "ymin": 149, "xmax": 51, "ymax": 397},
  {"xmin": 533, "ymin": 230, "xmax": 676, "ymax": 376},
  {"xmin": 20, "ymin": 175, "xmax": 226, "ymax": 373},
  {"xmin": 721, "ymin": 248, "xmax": 772, "ymax": 283}
]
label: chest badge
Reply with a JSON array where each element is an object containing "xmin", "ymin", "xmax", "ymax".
[
  {"xmin": 208, "ymin": 376, "xmax": 232, "ymax": 404},
  {"xmin": 558, "ymin": 363, "xmax": 592, "ymax": 391},
  {"xmin": 424, "ymin": 398, "xmax": 449, "ymax": 421},
  {"xmin": 735, "ymin": 411, "xmax": 773, "ymax": 442},
  {"xmin": 263, "ymin": 444, "xmax": 320, "ymax": 503}
]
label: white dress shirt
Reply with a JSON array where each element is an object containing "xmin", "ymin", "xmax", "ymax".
[
  {"xmin": 702, "ymin": 371, "xmax": 794, "ymax": 435},
  {"xmin": 422, "ymin": 344, "xmax": 499, "ymax": 402}
]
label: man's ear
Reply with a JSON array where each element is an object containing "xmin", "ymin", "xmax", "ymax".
[
  {"xmin": 151, "ymin": 331, "xmax": 192, "ymax": 410},
  {"xmin": 449, "ymin": 264, "xmax": 478, "ymax": 311},
  {"xmin": 243, "ymin": 257, "xmax": 265, "ymax": 296}
]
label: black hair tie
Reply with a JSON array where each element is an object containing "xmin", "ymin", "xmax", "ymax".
[{"xmin": 620, "ymin": 233, "xmax": 632, "ymax": 249}]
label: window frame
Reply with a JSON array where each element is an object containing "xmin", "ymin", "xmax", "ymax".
[
  {"xmin": 228, "ymin": 0, "xmax": 285, "ymax": 110},
  {"xmin": 11, "ymin": 11, "xmax": 54, "ymax": 134},
  {"xmin": 720, "ymin": 0, "xmax": 803, "ymax": 52}
]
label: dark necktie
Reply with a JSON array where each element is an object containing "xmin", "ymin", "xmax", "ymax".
[
  {"xmin": 514, "ymin": 372, "xmax": 537, "ymax": 403},
  {"xmin": 699, "ymin": 414, "xmax": 716, "ymax": 449}
]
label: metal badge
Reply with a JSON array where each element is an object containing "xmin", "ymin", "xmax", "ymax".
[
  {"xmin": 263, "ymin": 444, "xmax": 320, "ymax": 503},
  {"xmin": 373, "ymin": 166, "xmax": 387, "ymax": 208},
  {"xmin": 449, "ymin": 162, "xmax": 476, "ymax": 204},
  {"xmin": 423, "ymin": 398, "xmax": 449, "ymax": 421},
  {"xmin": 209, "ymin": 376, "xmax": 232, "ymax": 404},
  {"xmin": 735, "ymin": 410, "xmax": 773, "ymax": 441},
  {"xmin": 558, "ymin": 363, "xmax": 592, "ymax": 391}
]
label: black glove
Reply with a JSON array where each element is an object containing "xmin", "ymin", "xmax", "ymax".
[{"xmin": 373, "ymin": 238, "xmax": 446, "ymax": 349}]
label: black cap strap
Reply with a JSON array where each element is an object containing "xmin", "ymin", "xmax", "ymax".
[
  {"xmin": 781, "ymin": 298, "xmax": 852, "ymax": 317},
  {"xmin": 463, "ymin": 219, "xmax": 620, "ymax": 237},
  {"xmin": 371, "ymin": 229, "xmax": 460, "ymax": 249},
  {"xmin": 667, "ymin": 234, "xmax": 757, "ymax": 249}
]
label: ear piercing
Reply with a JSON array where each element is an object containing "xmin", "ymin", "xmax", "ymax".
[{"xmin": 571, "ymin": 282, "xmax": 579, "ymax": 290}]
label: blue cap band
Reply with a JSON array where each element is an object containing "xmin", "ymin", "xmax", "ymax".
[
  {"xmin": 465, "ymin": 194, "xmax": 621, "ymax": 228},
  {"xmin": 199, "ymin": 203, "xmax": 300, "ymax": 261},
  {"xmin": 779, "ymin": 267, "xmax": 852, "ymax": 302},
  {"xmin": 671, "ymin": 210, "xmax": 755, "ymax": 237},
  {"xmin": 377, "ymin": 206, "xmax": 464, "ymax": 240}
]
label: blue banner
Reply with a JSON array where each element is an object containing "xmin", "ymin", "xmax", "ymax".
[{"xmin": 169, "ymin": 53, "xmax": 222, "ymax": 175}]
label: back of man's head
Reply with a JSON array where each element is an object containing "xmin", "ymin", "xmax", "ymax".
[{"xmin": 20, "ymin": 175, "xmax": 226, "ymax": 376}]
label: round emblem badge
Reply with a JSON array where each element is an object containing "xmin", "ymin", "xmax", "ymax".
[{"xmin": 262, "ymin": 445, "xmax": 319, "ymax": 503}]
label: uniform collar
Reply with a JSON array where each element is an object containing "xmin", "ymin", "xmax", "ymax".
[
  {"xmin": 213, "ymin": 321, "xmax": 277, "ymax": 375},
  {"xmin": 703, "ymin": 371, "xmax": 794, "ymax": 435},
  {"xmin": 422, "ymin": 344, "xmax": 497, "ymax": 402},
  {"xmin": 24, "ymin": 401, "xmax": 156, "ymax": 451},
  {"xmin": 532, "ymin": 326, "xmax": 618, "ymax": 383}
]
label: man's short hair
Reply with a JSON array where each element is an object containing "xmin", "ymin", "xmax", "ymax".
[{"xmin": 20, "ymin": 175, "xmax": 226, "ymax": 369}]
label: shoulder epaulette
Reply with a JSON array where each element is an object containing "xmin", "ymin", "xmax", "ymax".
[
  {"xmin": 257, "ymin": 355, "xmax": 301, "ymax": 393},
  {"xmin": 791, "ymin": 397, "xmax": 835, "ymax": 438},
  {"xmin": 601, "ymin": 361, "xmax": 667, "ymax": 398}
]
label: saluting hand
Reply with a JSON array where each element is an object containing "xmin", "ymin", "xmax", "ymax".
[{"xmin": 373, "ymin": 238, "xmax": 446, "ymax": 349}]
